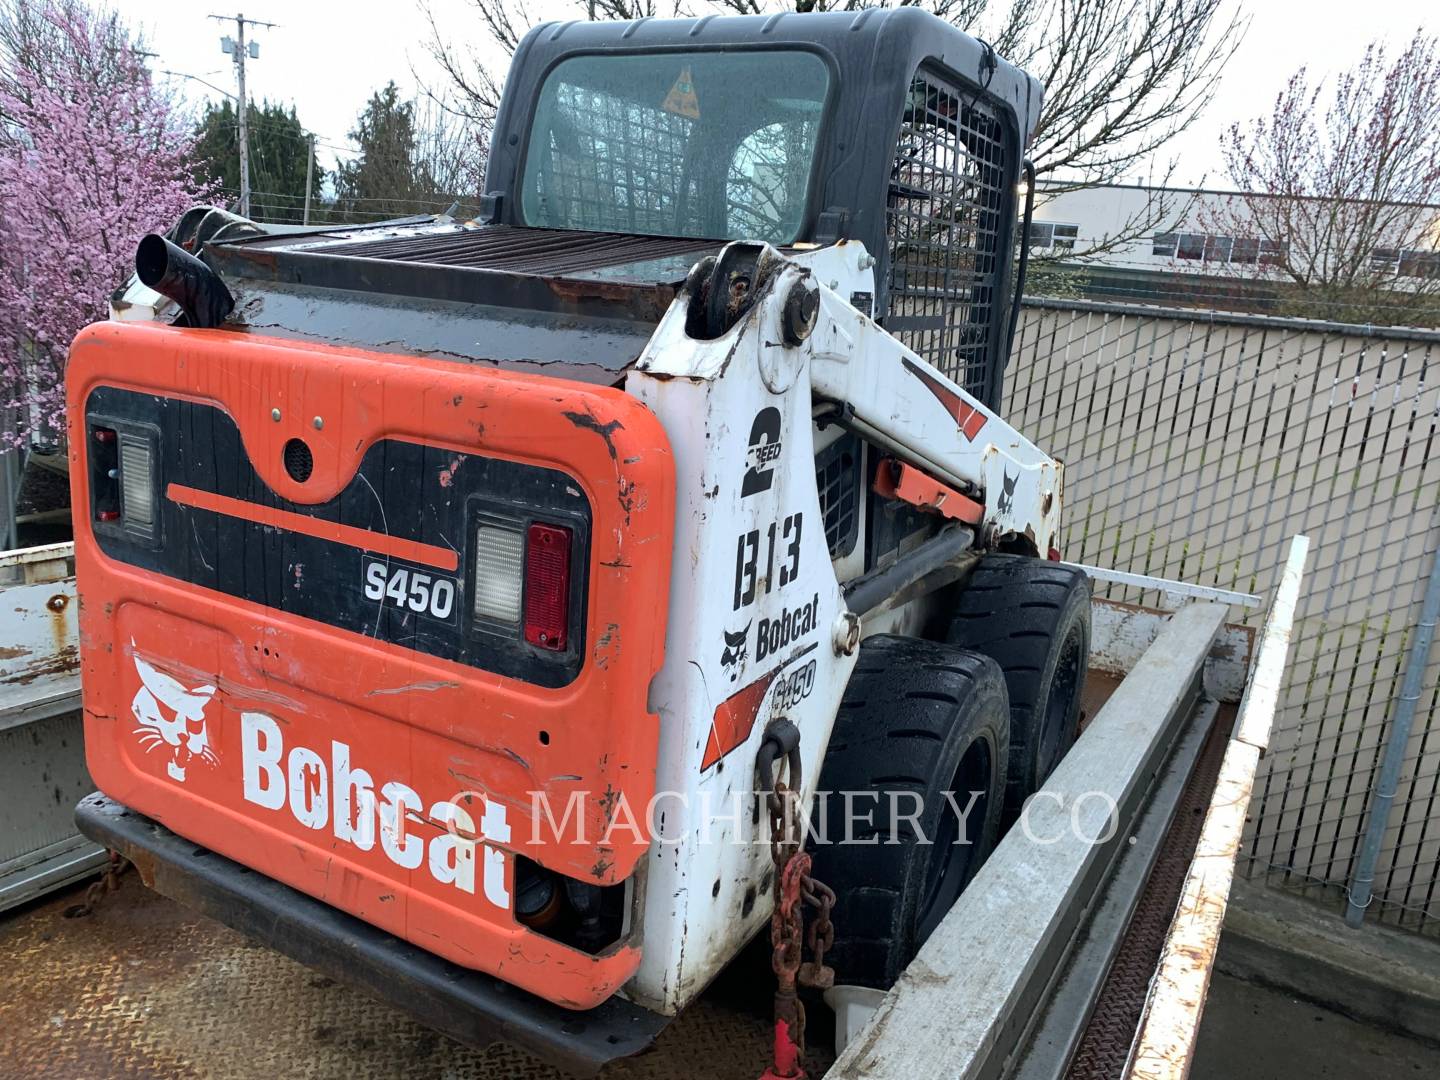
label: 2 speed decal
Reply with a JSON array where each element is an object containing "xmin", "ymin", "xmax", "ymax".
[{"xmin": 741, "ymin": 407, "xmax": 783, "ymax": 497}]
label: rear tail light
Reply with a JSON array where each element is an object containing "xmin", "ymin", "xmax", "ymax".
[
  {"xmin": 90, "ymin": 424, "xmax": 157, "ymax": 542},
  {"xmin": 524, "ymin": 523, "xmax": 572, "ymax": 650},
  {"xmin": 118, "ymin": 434, "xmax": 156, "ymax": 536},
  {"xmin": 473, "ymin": 522, "xmax": 525, "ymax": 625}
]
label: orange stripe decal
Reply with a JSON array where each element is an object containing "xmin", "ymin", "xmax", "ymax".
[
  {"xmin": 167, "ymin": 483, "xmax": 460, "ymax": 572},
  {"xmin": 902, "ymin": 357, "xmax": 989, "ymax": 442},
  {"xmin": 702, "ymin": 670, "xmax": 781, "ymax": 771}
]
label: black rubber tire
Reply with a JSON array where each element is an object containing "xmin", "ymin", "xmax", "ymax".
[
  {"xmin": 945, "ymin": 554, "xmax": 1091, "ymax": 822},
  {"xmin": 809, "ymin": 635, "xmax": 1009, "ymax": 990}
]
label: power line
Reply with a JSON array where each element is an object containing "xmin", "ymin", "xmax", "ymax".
[{"xmin": 202, "ymin": 112, "xmax": 347, "ymax": 153}]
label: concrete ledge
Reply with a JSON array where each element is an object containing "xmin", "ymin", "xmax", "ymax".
[{"xmin": 1217, "ymin": 877, "xmax": 1440, "ymax": 1046}]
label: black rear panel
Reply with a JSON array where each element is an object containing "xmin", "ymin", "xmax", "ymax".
[{"xmin": 85, "ymin": 386, "xmax": 591, "ymax": 688}]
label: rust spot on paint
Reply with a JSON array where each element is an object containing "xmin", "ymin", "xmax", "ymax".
[
  {"xmin": 617, "ymin": 477, "xmax": 637, "ymax": 526},
  {"xmin": 302, "ymin": 761, "xmax": 323, "ymax": 808},
  {"xmin": 438, "ymin": 455, "xmax": 465, "ymax": 488},
  {"xmin": 562, "ymin": 409, "xmax": 623, "ymax": 461},
  {"xmin": 594, "ymin": 623, "xmax": 621, "ymax": 669},
  {"xmin": 3, "ymin": 644, "xmax": 78, "ymax": 686},
  {"xmin": 598, "ymin": 784, "xmax": 620, "ymax": 829}
]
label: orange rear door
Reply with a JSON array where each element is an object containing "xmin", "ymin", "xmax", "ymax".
[{"xmin": 67, "ymin": 320, "xmax": 674, "ymax": 1008}]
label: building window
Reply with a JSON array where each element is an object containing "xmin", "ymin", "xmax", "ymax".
[
  {"xmin": 1399, "ymin": 250, "xmax": 1440, "ymax": 279},
  {"xmin": 1370, "ymin": 247, "xmax": 1400, "ymax": 272},
  {"xmin": 1373, "ymin": 249, "xmax": 1440, "ymax": 279},
  {"xmin": 1258, "ymin": 239, "xmax": 1288, "ymax": 267},
  {"xmin": 1231, "ymin": 237, "xmax": 1260, "ymax": 264},
  {"xmin": 1030, "ymin": 221, "xmax": 1079, "ymax": 252},
  {"xmin": 1156, "ymin": 232, "xmax": 1288, "ymax": 267},
  {"xmin": 1176, "ymin": 233, "xmax": 1205, "ymax": 260},
  {"xmin": 1203, "ymin": 235, "xmax": 1233, "ymax": 262}
]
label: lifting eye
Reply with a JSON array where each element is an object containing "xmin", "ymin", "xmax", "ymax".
[{"xmin": 283, "ymin": 438, "xmax": 313, "ymax": 483}]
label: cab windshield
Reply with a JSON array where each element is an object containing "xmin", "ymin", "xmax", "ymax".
[{"xmin": 520, "ymin": 50, "xmax": 829, "ymax": 245}]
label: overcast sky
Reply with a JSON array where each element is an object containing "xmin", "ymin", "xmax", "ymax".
[{"xmin": 113, "ymin": 0, "xmax": 1433, "ymax": 191}]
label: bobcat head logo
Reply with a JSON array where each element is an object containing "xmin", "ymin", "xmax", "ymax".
[
  {"xmin": 996, "ymin": 469, "xmax": 1018, "ymax": 517},
  {"xmin": 130, "ymin": 643, "xmax": 218, "ymax": 783},
  {"xmin": 720, "ymin": 623, "xmax": 750, "ymax": 682}
]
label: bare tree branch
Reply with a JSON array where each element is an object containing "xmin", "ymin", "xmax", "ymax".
[
  {"xmin": 1206, "ymin": 31, "xmax": 1440, "ymax": 325},
  {"xmin": 420, "ymin": 0, "xmax": 1244, "ymax": 258}
]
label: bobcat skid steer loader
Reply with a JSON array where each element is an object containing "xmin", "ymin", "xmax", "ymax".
[{"xmin": 70, "ymin": 10, "xmax": 1089, "ymax": 1074}]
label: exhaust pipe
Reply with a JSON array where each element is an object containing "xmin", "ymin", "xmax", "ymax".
[{"xmin": 135, "ymin": 234, "xmax": 235, "ymax": 330}]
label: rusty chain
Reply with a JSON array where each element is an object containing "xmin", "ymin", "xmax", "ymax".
[
  {"xmin": 758, "ymin": 724, "xmax": 837, "ymax": 1080},
  {"xmin": 63, "ymin": 850, "xmax": 129, "ymax": 919}
]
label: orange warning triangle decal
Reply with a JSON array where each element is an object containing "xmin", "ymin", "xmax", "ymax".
[{"xmin": 662, "ymin": 65, "xmax": 700, "ymax": 120}]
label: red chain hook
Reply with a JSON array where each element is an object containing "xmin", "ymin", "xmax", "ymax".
[{"xmin": 756, "ymin": 721, "xmax": 836, "ymax": 1080}]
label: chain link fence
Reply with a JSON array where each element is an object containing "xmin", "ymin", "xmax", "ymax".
[{"xmin": 1006, "ymin": 297, "xmax": 1440, "ymax": 934}]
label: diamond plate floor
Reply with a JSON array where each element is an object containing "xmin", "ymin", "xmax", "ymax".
[{"xmin": 0, "ymin": 876, "xmax": 834, "ymax": 1079}]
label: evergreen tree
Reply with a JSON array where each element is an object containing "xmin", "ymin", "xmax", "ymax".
[
  {"xmin": 332, "ymin": 82, "xmax": 429, "ymax": 221},
  {"xmin": 192, "ymin": 98, "xmax": 322, "ymax": 224}
]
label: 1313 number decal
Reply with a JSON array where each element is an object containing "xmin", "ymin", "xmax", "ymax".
[
  {"xmin": 734, "ymin": 512, "xmax": 803, "ymax": 610},
  {"xmin": 363, "ymin": 559, "xmax": 457, "ymax": 622}
]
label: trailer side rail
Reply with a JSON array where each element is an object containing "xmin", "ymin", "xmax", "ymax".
[
  {"xmin": 1124, "ymin": 535, "xmax": 1309, "ymax": 1079},
  {"xmin": 827, "ymin": 540, "xmax": 1307, "ymax": 1079}
]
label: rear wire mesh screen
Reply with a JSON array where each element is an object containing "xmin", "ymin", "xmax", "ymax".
[
  {"xmin": 815, "ymin": 434, "xmax": 861, "ymax": 559},
  {"xmin": 885, "ymin": 71, "xmax": 1010, "ymax": 406},
  {"xmin": 538, "ymin": 82, "xmax": 695, "ymax": 237},
  {"xmin": 521, "ymin": 51, "xmax": 828, "ymax": 244}
]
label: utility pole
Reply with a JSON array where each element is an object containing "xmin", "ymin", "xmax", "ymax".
[
  {"xmin": 211, "ymin": 13, "xmax": 277, "ymax": 220},
  {"xmin": 303, "ymin": 133, "xmax": 315, "ymax": 226}
]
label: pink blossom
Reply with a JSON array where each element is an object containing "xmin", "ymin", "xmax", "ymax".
[{"xmin": 0, "ymin": 0, "xmax": 212, "ymax": 446}]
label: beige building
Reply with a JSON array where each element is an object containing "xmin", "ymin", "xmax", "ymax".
[{"xmin": 1029, "ymin": 181, "xmax": 1440, "ymax": 281}]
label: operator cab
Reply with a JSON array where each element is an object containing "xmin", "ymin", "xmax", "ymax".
[{"xmin": 488, "ymin": 9, "xmax": 1043, "ymax": 409}]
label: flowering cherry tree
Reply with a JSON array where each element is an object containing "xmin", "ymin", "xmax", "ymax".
[{"xmin": 0, "ymin": 0, "xmax": 208, "ymax": 445}]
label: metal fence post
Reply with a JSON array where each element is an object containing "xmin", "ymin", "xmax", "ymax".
[
  {"xmin": 1345, "ymin": 529, "xmax": 1440, "ymax": 928},
  {"xmin": 0, "ymin": 445, "xmax": 19, "ymax": 551}
]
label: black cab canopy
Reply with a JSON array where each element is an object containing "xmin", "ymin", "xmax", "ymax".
[{"xmin": 487, "ymin": 9, "xmax": 1044, "ymax": 408}]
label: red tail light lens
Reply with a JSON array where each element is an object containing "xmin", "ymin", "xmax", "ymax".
[{"xmin": 524, "ymin": 523, "xmax": 572, "ymax": 650}]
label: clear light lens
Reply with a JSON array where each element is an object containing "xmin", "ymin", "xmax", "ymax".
[
  {"xmin": 474, "ymin": 522, "xmax": 525, "ymax": 625},
  {"xmin": 119, "ymin": 436, "xmax": 154, "ymax": 532}
]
